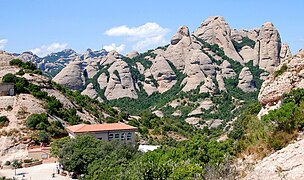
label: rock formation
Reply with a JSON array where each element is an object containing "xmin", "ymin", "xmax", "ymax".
[
  {"xmin": 258, "ymin": 50, "xmax": 304, "ymax": 106},
  {"xmin": 244, "ymin": 136, "xmax": 304, "ymax": 180},
  {"xmin": 126, "ymin": 51, "xmax": 139, "ymax": 59},
  {"xmin": 53, "ymin": 61, "xmax": 85, "ymax": 90},
  {"xmin": 104, "ymin": 59, "xmax": 138, "ymax": 100},
  {"xmin": 237, "ymin": 67, "xmax": 257, "ymax": 92},
  {"xmin": 256, "ymin": 22, "xmax": 282, "ymax": 73},
  {"xmin": 149, "ymin": 55, "xmax": 177, "ymax": 93},
  {"xmin": 164, "ymin": 25, "xmax": 191, "ymax": 70},
  {"xmin": 193, "ymin": 16, "xmax": 243, "ymax": 62}
]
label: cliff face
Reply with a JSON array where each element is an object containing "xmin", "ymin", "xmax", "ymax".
[{"xmin": 258, "ymin": 50, "xmax": 304, "ymax": 116}]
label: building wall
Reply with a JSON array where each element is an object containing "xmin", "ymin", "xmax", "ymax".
[
  {"xmin": 0, "ymin": 83, "xmax": 14, "ymax": 96},
  {"xmin": 74, "ymin": 130, "xmax": 136, "ymax": 144}
]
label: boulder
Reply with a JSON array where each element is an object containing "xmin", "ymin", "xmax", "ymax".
[
  {"xmin": 81, "ymin": 83, "xmax": 98, "ymax": 99},
  {"xmin": 221, "ymin": 60, "xmax": 236, "ymax": 78}
]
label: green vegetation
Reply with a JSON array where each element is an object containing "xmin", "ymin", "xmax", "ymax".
[
  {"xmin": 9, "ymin": 59, "xmax": 42, "ymax": 75},
  {"xmin": 0, "ymin": 116, "xmax": 9, "ymax": 127},
  {"xmin": 274, "ymin": 64, "xmax": 288, "ymax": 78},
  {"xmin": 113, "ymin": 70, "xmax": 121, "ymax": 82},
  {"xmin": 232, "ymin": 37, "xmax": 256, "ymax": 52},
  {"xmin": 26, "ymin": 113, "xmax": 67, "ymax": 144},
  {"xmin": 52, "ymin": 134, "xmax": 235, "ymax": 179},
  {"xmin": 230, "ymin": 89, "xmax": 304, "ymax": 158}
]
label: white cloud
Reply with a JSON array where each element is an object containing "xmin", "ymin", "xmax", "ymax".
[
  {"xmin": 0, "ymin": 39, "xmax": 8, "ymax": 49},
  {"xmin": 30, "ymin": 43, "xmax": 68, "ymax": 57},
  {"xmin": 103, "ymin": 43, "xmax": 125, "ymax": 53},
  {"xmin": 105, "ymin": 22, "xmax": 170, "ymax": 51}
]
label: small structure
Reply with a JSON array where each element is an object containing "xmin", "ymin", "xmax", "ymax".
[
  {"xmin": 27, "ymin": 145, "xmax": 51, "ymax": 160},
  {"xmin": 66, "ymin": 122, "xmax": 137, "ymax": 144},
  {"xmin": 138, "ymin": 145, "xmax": 160, "ymax": 152},
  {"xmin": 0, "ymin": 83, "xmax": 14, "ymax": 96}
]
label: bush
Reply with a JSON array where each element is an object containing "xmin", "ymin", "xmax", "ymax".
[
  {"xmin": 9, "ymin": 59, "xmax": 23, "ymax": 66},
  {"xmin": 16, "ymin": 69, "xmax": 25, "ymax": 76},
  {"xmin": 23, "ymin": 159, "xmax": 32, "ymax": 163},
  {"xmin": 0, "ymin": 116, "xmax": 9, "ymax": 127},
  {"xmin": 2, "ymin": 73, "xmax": 16, "ymax": 83},
  {"xmin": 274, "ymin": 64, "xmax": 288, "ymax": 78},
  {"xmin": 26, "ymin": 113, "xmax": 49, "ymax": 130},
  {"xmin": 4, "ymin": 161, "xmax": 10, "ymax": 166}
]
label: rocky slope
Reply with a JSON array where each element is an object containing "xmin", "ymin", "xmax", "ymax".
[
  {"xmin": 258, "ymin": 50, "xmax": 304, "ymax": 116},
  {"xmin": 0, "ymin": 52, "xmax": 116, "ymax": 164},
  {"xmin": 244, "ymin": 134, "xmax": 304, "ymax": 180}
]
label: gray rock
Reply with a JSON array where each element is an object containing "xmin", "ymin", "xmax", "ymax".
[
  {"xmin": 53, "ymin": 61, "xmax": 85, "ymax": 90},
  {"xmin": 104, "ymin": 59, "xmax": 138, "ymax": 100},
  {"xmin": 237, "ymin": 67, "xmax": 257, "ymax": 92},
  {"xmin": 164, "ymin": 26, "xmax": 191, "ymax": 70},
  {"xmin": 193, "ymin": 16, "xmax": 243, "ymax": 63},
  {"xmin": 126, "ymin": 51, "xmax": 139, "ymax": 59},
  {"xmin": 150, "ymin": 55, "xmax": 177, "ymax": 93}
]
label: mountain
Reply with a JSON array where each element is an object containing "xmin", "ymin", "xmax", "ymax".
[
  {"xmin": 48, "ymin": 16, "xmax": 291, "ymax": 134},
  {"xmin": 53, "ymin": 16, "xmax": 290, "ymax": 100}
]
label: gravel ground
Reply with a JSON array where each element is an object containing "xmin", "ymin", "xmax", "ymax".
[{"xmin": 0, "ymin": 163, "xmax": 71, "ymax": 180}]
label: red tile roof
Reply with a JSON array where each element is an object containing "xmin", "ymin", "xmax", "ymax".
[{"xmin": 66, "ymin": 122, "xmax": 137, "ymax": 133}]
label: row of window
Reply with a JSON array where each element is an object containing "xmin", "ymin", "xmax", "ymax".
[{"xmin": 108, "ymin": 132, "xmax": 132, "ymax": 141}]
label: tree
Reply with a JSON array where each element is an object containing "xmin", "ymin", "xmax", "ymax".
[
  {"xmin": 26, "ymin": 113, "xmax": 49, "ymax": 130},
  {"xmin": 56, "ymin": 135, "xmax": 103, "ymax": 174},
  {"xmin": 11, "ymin": 160, "xmax": 21, "ymax": 175}
]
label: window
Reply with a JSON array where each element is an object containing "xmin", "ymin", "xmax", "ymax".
[
  {"xmin": 121, "ymin": 133, "xmax": 125, "ymax": 140},
  {"xmin": 115, "ymin": 134, "xmax": 120, "ymax": 139},
  {"xmin": 127, "ymin": 132, "xmax": 132, "ymax": 140},
  {"xmin": 108, "ymin": 134, "xmax": 113, "ymax": 141}
]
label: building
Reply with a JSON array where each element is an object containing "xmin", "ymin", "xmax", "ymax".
[
  {"xmin": 0, "ymin": 83, "xmax": 14, "ymax": 96},
  {"xmin": 66, "ymin": 122, "xmax": 137, "ymax": 144}
]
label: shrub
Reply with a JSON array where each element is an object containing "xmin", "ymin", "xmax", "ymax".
[
  {"xmin": 2, "ymin": 73, "xmax": 16, "ymax": 83},
  {"xmin": 4, "ymin": 161, "xmax": 10, "ymax": 166},
  {"xmin": 23, "ymin": 159, "xmax": 32, "ymax": 163},
  {"xmin": 16, "ymin": 69, "xmax": 25, "ymax": 75},
  {"xmin": 0, "ymin": 116, "xmax": 9, "ymax": 127},
  {"xmin": 26, "ymin": 113, "xmax": 49, "ymax": 130},
  {"xmin": 9, "ymin": 59, "xmax": 23, "ymax": 66},
  {"xmin": 274, "ymin": 64, "xmax": 288, "ymax": 78}
]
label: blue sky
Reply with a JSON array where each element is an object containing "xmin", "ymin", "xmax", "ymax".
[{"xmin": 1, "ymin": 0, "xmax": 303, "ymax": 57}]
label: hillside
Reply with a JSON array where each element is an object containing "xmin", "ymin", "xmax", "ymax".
[{"xmin": 0, "ymin": 52, "xmax": 121, "ymax": 163}]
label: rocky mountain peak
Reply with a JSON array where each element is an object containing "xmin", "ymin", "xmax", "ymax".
[
  {"xmin": 126, "ymin": 51, "xmax": 139, "ymax": 59},
  {"xmin": 262, "ymin": 22, "xmax": 274, "ymax": 28},
  {"xmin": 170, "ymin": 25, "xmax": 190, "ymax": 45},
  {"xmin": 193, "ymin": 16, "xmax": 243, "ymax": 62}
]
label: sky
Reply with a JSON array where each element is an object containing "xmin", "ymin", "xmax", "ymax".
[{"xmin": 0, "ymin": 0, "xmax": 303, "ymax": 57}]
